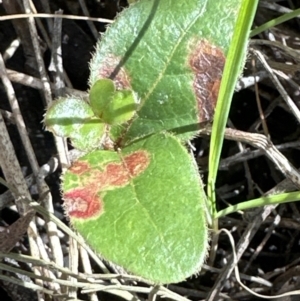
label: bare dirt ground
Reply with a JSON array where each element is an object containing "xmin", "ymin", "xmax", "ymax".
[{"xmin": 0, "ymin": 1, "xmax": 300, "ymax": 300}]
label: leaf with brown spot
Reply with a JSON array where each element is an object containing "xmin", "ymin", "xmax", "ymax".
[
  {"xmin": 89, "ymin": 0, "xmax": 242, "ymax": 144},
  {"xmin": 62, "ymin": 133, "xmax": 208, "ymax": 284}
]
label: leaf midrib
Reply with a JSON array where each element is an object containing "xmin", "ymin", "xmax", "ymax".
[{"xmin": 136, "ymin": 0, "xmax": 209, "ymax": 112}]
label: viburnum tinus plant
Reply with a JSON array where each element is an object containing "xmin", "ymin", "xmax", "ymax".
[{"xmin": 45, "ymin": 0, "xmax": 254, "ymax": 284}]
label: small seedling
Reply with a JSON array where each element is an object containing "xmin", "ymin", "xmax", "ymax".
[{"xmin": 44, "ymin": 0, "xmax": 262, "ymax": 284}]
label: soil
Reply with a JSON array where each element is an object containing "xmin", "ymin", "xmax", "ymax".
[{"xmin": 0, "ymin": 1, "xmax": 300, "ymax": 301}]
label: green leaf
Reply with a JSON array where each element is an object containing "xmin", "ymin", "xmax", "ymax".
[
  {"xmin": 89, "ymin": 0, "xmax": 242, "ymax": 144},
  {"xmin": 62, "ymin": 133, "xmax": 208, "ymax": 284},
  {"xmin": 44, "ymin": 97, "xmax": 105, "ymax": 151},
  {"xmin": 89, "ymin": 78, "xmax": 116, "ymax": 117},
  {"xmin": 103, "ymin": 90, "xmax": 138, "ymax": 125},
  {"xmin": 90, "ymin": 79, "xmax": 138, "ymax": 125}
]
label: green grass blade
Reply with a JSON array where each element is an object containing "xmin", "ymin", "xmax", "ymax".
[
  {"xmin": 215, "ymin": 191, "xmax": 300, "ymax": 218},
  {"xmin": 207, "ymin": 0, "xmax": 259, "ymax": 220},
  {"xmin": 251, "ymin": 8, "xmax": 300, "ymax": 37}
]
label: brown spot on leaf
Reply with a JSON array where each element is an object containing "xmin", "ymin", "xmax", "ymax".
[
  {"xmin": 189, "ymin": 40, "xmax": 225, "ymax": 122},
  {"xmin": 90, "ymin": 150, "xmax": 150, "ymax": 188},
  {"xmin": 65, "ymin": 150, "xmax": 150, "ymax": 220},
  {"xmin": 124, "ymin": 151, "xmax": 150, "ymax": 177},
  {"xmin": 103, "ymin": 163, "xmax": 130, "ymax": 186},
  {"xmin": 98, "ymin": 55, "xmax": 132, "ymax": 90},
  {"xmin": 64, "ymin": 186, "xmax": 102, "ymax": 219},
  {"xmin": 69, "ymin": 161, "xmax": 91, "ymax": 175}
]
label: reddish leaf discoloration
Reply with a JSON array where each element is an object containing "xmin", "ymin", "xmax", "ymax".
[
  {"xmin": 189, "ymin": 40, "xmax": 225, "ymax": 122},
  {"xmin": 124, "ymin": 151, "xmax": 150, "ymax": 177},
  {"xmin": 64, "ymin": 150, "xmax": 150, "ymax": 220},
  {"xmin": 90, "ymin": 150, "xmax": 150, "ymax": 188},
  {"xmin": 104, "ymin": 163, "xmax": 129, "ymax": 186},
  {"xmin": 97, "ymin": 55, "xmax": 132, "ymax": 90},
  {"xmin": 69, "ymin": 161, "xmax": 91, "ymax": 175},
  {"xmin": 64, "ymin": 186, "xmax": 102, "ymax": 219}
]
